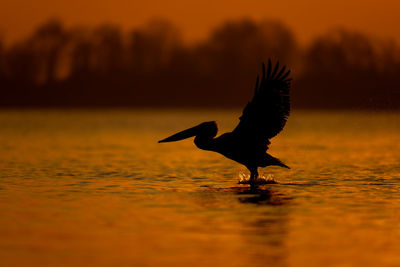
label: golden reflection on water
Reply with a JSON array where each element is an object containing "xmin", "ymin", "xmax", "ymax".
[{"xmin": 0, "ymin": 110, "xmax": 399, "ymax": 266}]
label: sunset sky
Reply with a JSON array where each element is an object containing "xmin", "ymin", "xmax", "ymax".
[{"xmin": 1, "ymin": 0, "xmax": 399, "ymax": 45}]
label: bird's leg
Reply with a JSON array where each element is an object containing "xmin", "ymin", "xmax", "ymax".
[{"xmin": 249, "ymin": 167, "xmax": 259, "ymax": 184}]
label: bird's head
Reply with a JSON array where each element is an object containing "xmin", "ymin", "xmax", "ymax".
[{"xmin": 158, "ymin": 121, "xmax": 218, "ymax": 143}]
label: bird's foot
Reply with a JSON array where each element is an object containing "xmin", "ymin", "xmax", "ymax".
[{"xmin": 238, "ymin": 173, "xmax": 278, "ymax": 185}]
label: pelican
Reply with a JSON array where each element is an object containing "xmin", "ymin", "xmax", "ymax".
[{"xmin": 159, "ymin": 60, "xmax": 291, "ymax": 184}]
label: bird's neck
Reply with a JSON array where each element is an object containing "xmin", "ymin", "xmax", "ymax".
[{"xmin": 194, "ymin": 136, "xmax": 216, "ymax": 151}]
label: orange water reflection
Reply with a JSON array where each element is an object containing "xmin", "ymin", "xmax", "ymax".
[{"xmin": 0, "ymin": 110, "xmax": 399, "ymax": 266}]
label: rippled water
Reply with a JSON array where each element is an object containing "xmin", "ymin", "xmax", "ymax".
[{"xmin": 0, "ymin": 110, "xmax": 399, "ymax": 267}]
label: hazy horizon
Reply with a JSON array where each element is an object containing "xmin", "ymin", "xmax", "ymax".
[
  {"xmin": 1, "ymin": 18, "xmax": 399, "ymax": 109},
  {"xmin": 1, "ymin": 0, "xmax": 400, "ymax": 45}
]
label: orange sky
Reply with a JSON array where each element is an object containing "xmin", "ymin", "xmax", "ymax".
[{"xmin": 1, "ymin": 0, "xmax": 400, "ymax": 45}]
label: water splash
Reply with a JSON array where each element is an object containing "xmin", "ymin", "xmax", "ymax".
[{"xmin": 238, "ymin": 172, "xmax": 278, "ymax": 185}]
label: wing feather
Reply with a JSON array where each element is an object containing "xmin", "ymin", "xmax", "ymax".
[
  {"xmin": 275, "ymin": 65, "xmax": 286, "ymax": 80},
  {"xmin": 254, "ymin": 75, "xmax": 260, "ymax": 94},
  {"xmin": 232, "ymin": 60, "xmax": 291, "ymax": 149},
  {"xmin": 270, "ymin": 61, "xmax": 280, "ymax": 79},
  {"xmin": 280, "ymin": 70, "xmax": 291, "ymax": 81},
  {"xmin": 266, "ymin": 60, "xmax": 271, "ymax": 79}
]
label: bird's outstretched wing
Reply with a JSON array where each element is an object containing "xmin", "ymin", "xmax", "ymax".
[{"xmin": 232, "ymin": 59, "xmax": 291, "ymax": 149}]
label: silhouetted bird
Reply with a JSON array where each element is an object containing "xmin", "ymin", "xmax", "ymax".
[{"xmin": 159, "ymin": 60, "xmax": 291, "ymax": 184}]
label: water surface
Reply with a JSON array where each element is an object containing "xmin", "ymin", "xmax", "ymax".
[{"xmin": 0, "ymin": 110, "xmax": 399, "ymax": 266}]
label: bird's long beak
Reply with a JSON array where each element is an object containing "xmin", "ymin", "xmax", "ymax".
[{"xmin": 158, "ymin": 125, "xmax": 200, "ymax": 143}]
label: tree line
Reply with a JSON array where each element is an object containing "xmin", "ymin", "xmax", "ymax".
[{"xmin": 0, "ymin": 18, "xmax": 399, "ymax": 109}]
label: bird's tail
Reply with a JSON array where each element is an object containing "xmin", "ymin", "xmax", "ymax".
[{"xmin": 264, "ymin": 154, "xmax": 290, "ymax": 169}]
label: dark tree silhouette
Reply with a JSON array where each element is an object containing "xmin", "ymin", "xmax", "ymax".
[
  {"xmin": 30, "ymin": 19, "xmax": 68, "ymax": 83},
  {"xmin": 129, "ymin": 19, "xmax": 183, "ymax": 73},
  {"xmin": 295, "ymin": 29, "xmax": 400, "ymax": 109},
  {"xmin": 0, "ymin": 19, "xmax": 399, "ymax": 109},
  {"xmin": 187, "ymin": 19, "xmax": 297, "ymax": 106}
]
